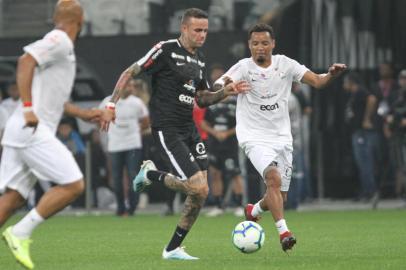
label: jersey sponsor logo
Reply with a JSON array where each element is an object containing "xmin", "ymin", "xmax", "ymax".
[
  {"xmin": 178, "ymin": 94, "xmax": 194, "ymax": 105},
  {"xmin": 260, "ymin": 103, "xmax": 279, "ymax": 111},
  {"xmin": 176, "ymin": 62, "xmax": 186, "ymax": 66},
  {"xmin": 171, "ymin": 52, "xmax": 185, "ymax": 60}
]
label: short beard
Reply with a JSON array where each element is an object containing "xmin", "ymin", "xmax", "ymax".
[{"xmin": 256, "ymin": 56, "xmax": 265, "ymax": 64}]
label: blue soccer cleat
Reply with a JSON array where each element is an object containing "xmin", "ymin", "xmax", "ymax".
[{"xmin": 133, "ymin": 160, "xmax": 156, "ymax": 192}]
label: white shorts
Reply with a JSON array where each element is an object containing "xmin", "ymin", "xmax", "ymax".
[
  {"xmin": 241, "ymin": 141, "xmax": 293, "ymax": 192},
  {"xmin": 0, "ymin": 137, "xmax": 83, "ymax": 199}
]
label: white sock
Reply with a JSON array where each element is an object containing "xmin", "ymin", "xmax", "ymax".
[
  {"xmin": 251, "ymin": 202, "xmax": 264, "ymax": 217},
  {"xmin": 275, "ymin": 219, "xmax": 289, "ymax": 235},
  {"xmin": 12, "ymin": 208, "xmax": 44, "ymax": 239}
]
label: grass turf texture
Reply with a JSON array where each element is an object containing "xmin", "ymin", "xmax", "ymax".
[{"xmin": 1, "ymin": 209, "xmax": 405, "ymax": 270}]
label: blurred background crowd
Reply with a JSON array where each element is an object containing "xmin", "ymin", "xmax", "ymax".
[{"xmin": 0, "ymin": 0, "xmax": 405, "ymax": 216}]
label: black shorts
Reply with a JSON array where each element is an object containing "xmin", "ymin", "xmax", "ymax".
[
  {"xmin": 208, "ymin": 148, "xmax": 241, "ymax": 178},
  {"xmin": 152, "ymin": 126, "xmax": 208, "ymax": 179}
]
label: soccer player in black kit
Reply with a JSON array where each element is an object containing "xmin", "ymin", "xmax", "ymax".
[{"xmin": 101, "ymin": 8, "xmax": 250, "ymax": 260}]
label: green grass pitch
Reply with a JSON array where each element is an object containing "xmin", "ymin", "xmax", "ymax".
[{"xmin": 1, "ymin": 209, "xmax": 405, "ymax": 270}]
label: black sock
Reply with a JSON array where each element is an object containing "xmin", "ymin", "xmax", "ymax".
[
  {"xmin": 146, "ymin": 170, "xmax": 167, "ymax": 182},
  {"xmin": 234, "ymin": 194, "xmax": 243, "ymax": 206},
  {"xmin": 214, "ymin": 196, "xmax": 223, "ymax": 208},
  {"xmin": 166, "ymin": 226, "xmax": 189, "ymax": 252}
]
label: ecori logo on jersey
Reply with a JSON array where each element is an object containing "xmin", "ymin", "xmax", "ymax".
[
  {"xmin": 179, "ymin": 94, "xmax": 194, "ymax": 105},
  {"xmin": 260, "ymin": 102, "xmax": 279, "ymax": 111}
]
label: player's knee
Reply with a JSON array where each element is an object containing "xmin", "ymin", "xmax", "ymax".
[
  {"xmin": 264, "ymin": 168, "xmax": 281, "ymax": 189},
  {"xmin": 68, "ymin": 179, "xmax": 85, "ymax": 197},
  {"xmin": 189, "ymin": 182, "xmax": 209, "ymax": 200}
]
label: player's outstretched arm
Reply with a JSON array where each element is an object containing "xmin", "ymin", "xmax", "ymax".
[
  {"xmin": 301, "ymin": 63, "xmax": 347, "ymax": 89},
  {"xmin": 63, "ymin": 102, "xmax": 103, "ymax": 122},
  {"xmin": 100, "ymin": 63, "xmax": 142, "ymax": 131},
  {"xmin": 195, "ymin": 80, "xmax": 250, "ymax": 108},
  {"xmin": 17, "ymin": 53, "xmax": 39, "ymax": 130}
]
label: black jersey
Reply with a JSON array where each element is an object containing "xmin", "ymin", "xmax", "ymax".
[
  {"xmin": 137, "ymin": 39, "xmax": 210, "ymax": 128},
  {"xmin": 204, "ymin": 97, "xmax": 238, "ymax": 150}
]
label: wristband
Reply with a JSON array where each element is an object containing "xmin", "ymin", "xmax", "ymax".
[
  {"xmin": 106, "ymin": 102, "xmax": 116, "ymax": 110},
  {"xmin": 23, "ymin": 101, "xmax": 32, "ymax": 107},
  {"xmin": 22, "ymin": 107, "xmax": 33, "ymax": 113}
]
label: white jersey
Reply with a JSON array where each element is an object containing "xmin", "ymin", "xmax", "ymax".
[
  {"xmin": 216, "ymin": 55, "xmax": 308, "ymax": 145},
  {"xmin": 2, "ymin": 29, "xmax": 76, "ymax": 148},
  {"xmin": 100, "ymin": 95, "xmax": 149, "ymax": 152}
]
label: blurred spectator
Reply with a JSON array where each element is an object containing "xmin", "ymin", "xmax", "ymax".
[
  {"xmin": 1, "ymin": 81, "xmax": 19, "ymax": 116},
  {"xmin": 130, "ymin": 78, "xmax": 171, "ymax": 214},
  {"xmin": 385, "ymin": 70, "xmax": 406, "ymax": 198},
  {"xmin": 87, "ymin": 129, "xmax": 110, "ymax": 207},
  {"xmin": 100, "ymin": 79, "xmax": 149, "ymax": 216},
  {"xmin": 373, "ymin": 62, "xmax": 398, "ymax": 192},
  {"xmin": 343, "ymin": 72, "xmax": 378, "ymax": 201},
  {"xmin": 286, "ymin": 88, "xmax": 304, "ymax": 210},
  {"xmin": 291, "ymin": 82, "xmax": 312, "ymax": 202},
  {"xmin": 57, "ymin": 118, "xmax": 86, "ymax": 155},
  {"xmin": 131, "ymin": 78, "xmax": 151, "ymax": 105}
]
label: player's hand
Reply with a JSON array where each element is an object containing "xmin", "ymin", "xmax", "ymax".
[
  {"xmin": 223, "ymin": 76, "xmax": 234, "ymax": 86},
  {"xmin": 23, "ymin": 111, "xmax": 39, "ymax": 133},
  {"xmin": 224, "ymin": 80, "xmax": 251, "ymax": 96},
  {"xmin": 100, "ymin": 109, "xmax": 116, "ymax": 132},
  {"xmin": 328, "ymin": 63, "xmax": 347, "ymax": 77},
  {"xmin": 82, "ymin": 108, "xmax": 104, "ymax": 122}
]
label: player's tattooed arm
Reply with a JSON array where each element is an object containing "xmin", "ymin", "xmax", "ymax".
[
  {"xmin": 195, "ymin": 88, "xmax": 227, "ymax": 108},
  {"xmin": 195, "ymin": 79, "xmax": 250, "ymax": 107},
  {"xmin": 109, "ymin": 63, "xmax": 142, "ymax": 103}
]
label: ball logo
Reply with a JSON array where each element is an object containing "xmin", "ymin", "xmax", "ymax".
[
  {"xmin": 260, "ymin": 102, "xmax": 279, "ymax": 111},
  {"xmin": 196, "ymin": 142, "xmax": 206, "ymax": 155},
  {"xmin": 178, "ymin": 94, "xmax": 194, "ymax": 105}
]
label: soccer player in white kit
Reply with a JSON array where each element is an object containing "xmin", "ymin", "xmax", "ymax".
[
  {"xmin": 215, "ymin": 23, "xmax": 346, "ymax": 252},
  {"xmin": 0, "ymin": 1, "xmax": 101, "ymax": 269}
]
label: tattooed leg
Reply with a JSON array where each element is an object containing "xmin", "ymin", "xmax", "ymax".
[{"xmin": 162, "ymin": 171, "xmax": 209, "ymax": 230}]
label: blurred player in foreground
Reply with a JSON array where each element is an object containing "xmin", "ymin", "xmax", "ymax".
[{"xmin": 0, "ymin": 1, "xmax": 102, "ymax": 268}]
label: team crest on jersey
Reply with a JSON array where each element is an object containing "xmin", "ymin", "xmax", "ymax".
[
  {"xmin": 195, "ymin": 142, "xmax": 206, "ymax": 155},
  {"xmin": 183, "ymin": 80, "xmax": 196, "ymax": 93}
]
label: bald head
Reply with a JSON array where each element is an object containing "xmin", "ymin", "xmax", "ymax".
[{"xmin": 53, "ymin": 0, "xmax": 83, "ymax": 25}]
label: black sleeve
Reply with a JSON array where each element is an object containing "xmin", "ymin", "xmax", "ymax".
[{"xmin": 136, "ymin": 42, "xmax": 166, "ymax": 75}]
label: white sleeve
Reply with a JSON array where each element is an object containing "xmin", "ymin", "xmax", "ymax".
[
  {"xmin": 23, "ymin": 30, "xmax": 71, "ymax": 67},
  {"xmin": 288, "ymin": 57, "xmax": 309, "ymax": 83},
  {"xmin": 138, "ymin": 100, "xmax": 149, "ymax": 119},
  {"xmin": 214, "ymin": 61, "xmax": 245, "ymax": 86}
]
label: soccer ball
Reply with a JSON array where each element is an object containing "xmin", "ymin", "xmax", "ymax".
[{"xmin": 232, "ymin": 221, "xmax": 265, "ymax": 253}]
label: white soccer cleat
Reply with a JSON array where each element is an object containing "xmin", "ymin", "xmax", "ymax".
[
  {"xmin": 234, "ymin": 207, "xmax": 245, "ymax": 217},
  {"xmin": 206, "ymin": 207, "xmax": 224, "ymax": 217},
  {"xmin": 162, "ymin": 246, "xmax": 199, "ymax": 260},
  {"xmin": 133, "ymin": 160, "xmax": 156, "ymax": 192}
]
